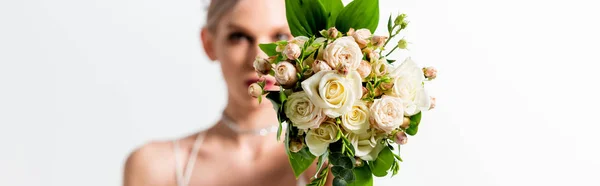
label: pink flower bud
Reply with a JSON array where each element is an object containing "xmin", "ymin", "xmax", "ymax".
[
  {"xmin": 357, "ymin": 60, "xmax": 372, "ymax": 79},
  {"xmin": 429, "ymin": 97, "xmax": 436, "ymax": 110},
  {"xmin": 274, "ymin": 61, "xmax": 298, "ymax": 89},
  {"xmin": 423, "ymin": 67, "xmax": 437, "ymax": 80},
  {"xmin": 361, "ymin": 87, "xmax": 368, "ymax": 99},
  {"xmin": 311, "ymin": 60, "xmax": 332, "ymax": 73},
  {"xmin": 253, "ymin": 57, "xmax": 272, "ymax": 75},
  {"xmin": 289, "ymin": 139, "xmax": 304, "ymax": 153},
  {"xmin": 352, "ymin": 29, "xmax": 371, "ymax": 48},
  {"xmin": 380, "ymin": 81, "xmax": 394, "ymax": 91},
  {"xmin": 327, "ymin": 27, "xmax": 339, "ymax": 39},
  {"xmin": 248, "ymin": 83, "xmax": 263, "ymax": 98},
  {"xmin": 395, "ymin": 131, "xmax": 408, "ymax": 145},
  {"xmin": 370, "ymin": 36, "xmax": 388, "ymax": 48},
  {"xmin": 346, "ymin": 28, "xmax": 355, "ymax": 36},
  {"xmin": 283, "ymin": 43, "xmax": 301, "ymax": 60}
]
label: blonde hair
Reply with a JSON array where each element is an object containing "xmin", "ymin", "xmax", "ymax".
[{"xmin": 205, "ymin": 0, "xmax": 241, "ymax": 32}]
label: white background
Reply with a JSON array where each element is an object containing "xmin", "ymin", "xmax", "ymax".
[{"xmin": 1, "ymin": 0, "xmax": 599, "ymax": 185}]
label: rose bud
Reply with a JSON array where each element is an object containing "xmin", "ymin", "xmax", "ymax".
[
  {"xmin": 398, "ymin": 39, "xmax": 408, "ymax": 49},
  {"xmin": 395, "ymin": 131, "xmax": 408, "ymax": 145},
  {"xmin": 253, "ymin": 57, "xmax": 272, "ymax": 75},
  {"xmin": 357, "ymin": 60, "xmax": 372, "ymax": 80},
  {"xmin": 289, "ymin": 139, "xmax": 304, "ymax": 153},
  {"xmin": 429, "ymin": 96, "xmax": 436, "ymax": 110},
  {"xmin": 327, "ymin": 27, "xmax": 340, "ymax": 39},
  {"xmin": 371, "ymin": 36, "xmax": 388, "ymax": 48},
  {"xmin": 274, "ymin": 61, "xmax": 298, "ymax": 89},
  {"xmin": 401, "ymin": 117, "xmax": 410, "ymax": 129},
  {"xmin": 336, "ymin": 63, "xmax": 350, "ymax": 75},
  {"xmin": 351, "ymin": 28, "xmax": 372, "ymax": 48},
  {"xmin": 423, "ymin": 66, "xmax": 437, "ymax": 80},
  {"xmin": 394, "ymin": 13, "xmax": 407, "ymax": 26},
  {"xmin": 312, "ymin": 60, "xmax": 332, "ymax": 73},
  {"xmin": 380, "ymin": 81, "xmax": 394, "ymax": 91},
  {"xmin": 372, "ymin": 59, "xmax": 389, "ymax": 77},
  {"xmin": 283, "ymin": 43, "xmax": 301, "ymax": 60},
  {"xmin": 368, "ymin": 50, "xmax": 380, "ymax": 61},
  {"xmin": 373, "ymin": 87, "xmax": 383, "ymax": 97},
  {"xmin": 346, "ymin": 28, "xmax": 355, "ymax": 36},
  {"xmin": 248, "ymin": 83, "xmax": 263, "ymax": 98},
  {"xmin": 361, "ymin": 87, "xmax": 368, "ymax": 99}
]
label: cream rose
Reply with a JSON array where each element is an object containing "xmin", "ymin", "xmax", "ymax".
[
  {"xmin": 284, "ymin": 91, "xmax": 327, "ymax": 129},
  {"xmin": 348, "ymin": 130, "xmax": 385, "ymax": 161},
  {"xmin": 305, "ymin": 120, "xmax": 339, "ymax": 156},
  {"xmin": 323, "ymin": 36, "xmax": 363, "ymax": 71},
  {"xmin": 341, "ymin": 101, "xmax": 370, "ymax": 134},
  {"xmin": 301, "ymin": 70, "xmax": 362, "ymax": 118},
  {"xmin": 274, "ymin": 61, "xmax": 298, "ymax": 89},
  {"xmin": 351, "ymin": 28, "xmax": 371, "ymax": 48},
  {"xmin": 371, "ymin": 58, "xmax": 390, "ymax": 77},
  {"xmin": 370, "ymin": 95, "xmax": 404, "ymax": 134},
  {"xmin": 388, "ymin": 58, "xmax": 430, "ymax": 116}
]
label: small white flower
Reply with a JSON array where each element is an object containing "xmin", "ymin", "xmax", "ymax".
[
  {"xmin": 283, "ymin": 43, "xmax": 301, "ymax": 60},
  {"xmin": 284, "ymin": 91, "xmax": 327, "ymax": 129},
  {"xmin": 305, "ymin": 120, "xmax": 339, "ymax": 156},
  {"xmin": 370, "ymin": 95, "xmax": 404, "ymax": 134},
  {"xmin": 388, "ymin": 58, "xmax": 430, "ymax": 116},
  {"xmin": 348, "ymin": 130, "xmax": 385, "ymax": 161}
]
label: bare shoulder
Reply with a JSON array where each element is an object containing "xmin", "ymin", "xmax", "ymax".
[{"xmin": 123, "ymin": 140, "xmax": 176, "ymax": 186}]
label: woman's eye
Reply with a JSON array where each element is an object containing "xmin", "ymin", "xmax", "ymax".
[
  {"xmin": 275, "ymin": 33, "xmax": 290, "ymax": 41},
  {"xmin": 228, "ymin": 32, "xmax": 252, "ymax": 43}
]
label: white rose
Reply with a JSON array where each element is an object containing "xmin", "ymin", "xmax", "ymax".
[
  {"xmin": 323, "ymin": 36, "xmax": 363, "ymax": 71},
  {"xmin": 305, "ymin": 120, "xmax": 339, "ymax": 156},
  {"xmin": 351, "ymin": 28, "xmax": 371, "ymax": 48},
  {"xmin": 370, "ymin": 95, "xmax": 404, "ymax": 134},
  {"xmin": 348, "ymin": 130, "xmax": 385, "ymax": 161},
  {"xmin": 388, "ymin": 58, "xmax": 430, "ymax": 116},
  {"xmin": 341, "ymin": 101, "xmax": 370, "ymax": 134},
  {"xmin": 284, "ymin": 91, "xmax": 327, "ymax": 129},
  {"xmin": 301, "ymin": 70, "xmax": 362, "ymax": 118}
]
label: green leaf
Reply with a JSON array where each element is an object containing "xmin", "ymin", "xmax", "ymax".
[
  {"xmin": 348, "ymin": 164, "xmax": 373, "ymax": 186},
  {"xmin": 335, "ymin": 0, "xmax": 380, "ymax": 33},
  {"xmin": 333, "ymin": 177, "xmax": 348, "ymax": 186},
  {"xmin": 259, "ymin": 43, "xmax": 279, "ymax": 57},
  {"xmin": 266, "ymin": 91, "xmax": 287, "ymax": 141},
  {"xmin": 285, "ymin": 0, "xmax": 329, "ymax": 37},
  {"xmin": 308, "ymin": 166, "xmax": 330, "ymax": 186},
  {"xmin": 387, "ymin": 14, "xmax": 393, "ymax": 34},
  {"xmin": 339, "ymin": 131, "xmax": 355, "ymax": 157},
  {"xmin": 337, "ymin": 168, "xmax": 355, "ymax": 183},
  {"xmin": 329, "ymin": 152, "xmax": 354, "ymax": 169},
  {"xmin": 289, "ymin": 146, "xmax": 317, "ymax": 178},
  {"xmin": 405, "ymin": 112, "xmax": 422, "ymax": 136},
  {"xmin": 369, "ymin": 146, "xmax": 394, "ymax": 177},
  {"xmin": 319, "ymin": 0, "xmax": 343, "ymax": 28},
  {"xmin": 316, "ymin": 151, "xmax": 329, "ymax": 177}
]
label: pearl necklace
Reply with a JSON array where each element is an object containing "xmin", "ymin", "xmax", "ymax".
[{"xmin": 221, "ymin": 113, "xmax": 279, "ymax": 136}]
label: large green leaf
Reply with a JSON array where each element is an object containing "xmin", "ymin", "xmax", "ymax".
[
  {"xmin": 348, "ymin": 164, "xmax": 373, "ymax": 186},
  {"xmin": 259, "ymin": 43, "xmax": 279, "ymax": 57},
  {"xmin": 285, "ymin": 0, "xmax": 329, "ymax": 37},
  {"xmin": 266, "ymin": 91, "xmax": 287, "ymax": 141},
  {"xmin": 335, "ymin": 0, "xmax": 380, "ymax": 33},
  {"xmin": 369, "ymin": 146, "xmax": 394, "ymax": 177},
  {"xmin": 319, "ymin": 0, "xmax": 344, "ymax": 28},
  {"xmin": 289, "ymin": 145, "xmax": 317, "ymax": 178},
  {"xmin": 405, "ymin": 112, "xmax": 422, "ymax": 136}
]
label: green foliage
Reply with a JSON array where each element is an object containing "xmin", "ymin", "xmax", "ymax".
[
  {"xmin": 405, "ymin": 112, "xmax": 422, "ymax": 136},
  {"xmin": 259, "ymin": 43, "xmax": 279, "ymax": 57},
  {"xmin": 335, "ymin": 0, "xmax": 380, "ymax": 33},
  {"xmin": 348, "ymin": 163, "xmax": 373, "ymax": 186},
  {"xmin": 368, "ymin": 145, "xmax": 394, "ymax": 177},
  {"xmin": 285, "ymin": 0, "xmax": 329, "ymax": 37},
  {"xmin": 319, "ymin": 0, "xmax": 344, "ymax": 28}
]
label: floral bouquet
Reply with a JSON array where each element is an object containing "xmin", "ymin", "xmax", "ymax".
[{"xmin": 247, "ymin": 0, "xmax": 437, "ymax": 185}]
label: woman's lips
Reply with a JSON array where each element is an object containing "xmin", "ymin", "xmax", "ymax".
[{"xmin": 246, "ymin": 78, "xmax": 277, "ymax": 90}]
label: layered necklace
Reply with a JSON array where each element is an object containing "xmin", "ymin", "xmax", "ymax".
[{"xmin": 221, "ymin": 112, "xmax": 279, "ymax": 136}]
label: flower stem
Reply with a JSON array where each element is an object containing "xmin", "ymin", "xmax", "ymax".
[{"xmin": 385, "ymin": 45, "xmax": 399, "ymax": 57}]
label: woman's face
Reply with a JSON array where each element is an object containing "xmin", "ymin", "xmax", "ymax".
[{"xmin": 202, "ymin": 0, "xmax": 291, "ymax": 108}]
